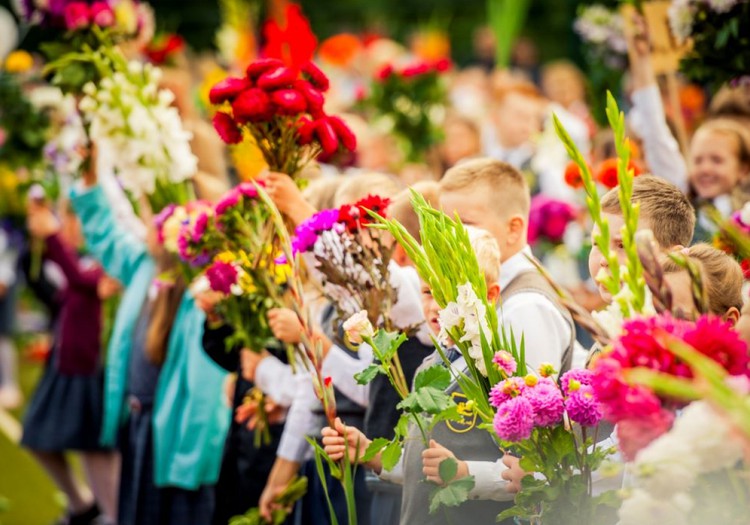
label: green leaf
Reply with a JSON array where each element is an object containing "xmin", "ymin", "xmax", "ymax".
[
  {"xmin": 428, "ymin": 476, "xmax": 475, "ymax": 514},
  {"xmin": 354, "ymin": 364, "xmax": 382, "ymax": 385},
  {"xmin": 360, "ymin": 437, "xmax": 389, "ymax": 463},
  {"xmin": 414, "ymin": 387, "xmax": 454, "ymax": 414},
  {"xmin": 381, "ymin": 439, "xmax": 403, "ymax": 471},
  {"xmin": 414, "ymin": 364, "xmax": 452, "ymax": 391},
  {"xmin": 438, "ymin": 457, "xmax": 458, "ymax": 483}
]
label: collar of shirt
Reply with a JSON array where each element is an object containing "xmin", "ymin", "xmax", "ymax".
[{"xmin": 498, "ymin": 245, "xmax": 535, "ymax": 292}]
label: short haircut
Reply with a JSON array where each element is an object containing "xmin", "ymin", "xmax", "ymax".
[
  {"xmin": 662, "ymin": 243, "xmax": 744, "ymax": 315},
  {"xmin": 493, "ymin": 79, "xmax": 543, "ymax": 105},
  {"xmin": 333, "ymin": 172, "xmax": 404, "ymax": 207},
  {"xmin": 466, "ymin": 225, "xmax": 501, "ymax": 285},
  {"xmin": 600, "ymin": 175, "xmax": 695, "ymax": 248},
  {"xmin": 440, "ymin": 157, "xmax": 531, "ymax": 218},
  {"xmin": 387, "ymin": 181, "xmax": 441, "ymax": 243}
]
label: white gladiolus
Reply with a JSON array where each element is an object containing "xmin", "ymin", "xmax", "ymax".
[
  {"xmin": 437, "ymin": 283, "xmax": 491, "ymax": 375},
  {"xmin": 343, "ymin": 310, "xmax": 375, "ymax": 344}
]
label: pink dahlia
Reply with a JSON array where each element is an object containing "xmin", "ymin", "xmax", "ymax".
[
  {"xmin": 489, "ymin": 377, "xmax": 526, "ymax": 408},
  {"xmin": 560, "ymin": 368, "xmax": 594, "ymax": 396},
  {"xmin": 524, "ymin": 377, "xmax": 564, "ymax": 427},
  {"xmin": 493, "ymin": 396, "xmax": 535, "ymax": 442},
  {"xmin": 565, "ymin": 385, "xmax": 603, "ymax": 427},
  {"xmin": 215, "ymin": 190, "xmax": 241, "ymax": 216},
  {"xmin": 492, "ymin": 351, "xmax": 517, "ymax": 377}
]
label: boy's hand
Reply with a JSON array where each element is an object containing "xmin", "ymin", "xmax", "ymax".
[
  {"xmin": 239, "ymin": 348, "xmax": 270, "ymax": 382},
  {"xmin": 501, "ymin": 454, "xmax": 529, "ymax": 493},
  {"xmin": 321, "ymin": 417, "xmax": 372, "ymax": 465},
  {"xmin": 263, "ymin": 171, "xmax": 316, "ymax": 226},
  {"xmin": 26, "ymin": 202, "xmax": 60, "ymax": 240},
  {"xmin": 422, "ymin": 440, "xmax": 469, "ymax": 485},
  {"xmin": 268, "ymin": 308, "xmax": 303, "ymax": 344},
  {"xmin": 194, "ymin": 290, "xmax": 223, "ymax": 323}
]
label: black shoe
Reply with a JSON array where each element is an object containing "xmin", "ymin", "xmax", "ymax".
[{"xmin": 68, "ymin": 504, "xmax": 102, "ymax": 525}]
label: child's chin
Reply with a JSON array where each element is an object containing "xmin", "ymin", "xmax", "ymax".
[{"xmin": 598, "ymin": 285, "xmax": 613, "ymax": 304}]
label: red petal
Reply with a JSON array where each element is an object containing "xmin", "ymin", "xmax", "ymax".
[
  {"xmin": 257, "ymin": 66, "xmax": 298, "ymax": 90},
  {"xmin": 246, "ymin": 58, "xmax": 284, "ymax": 80},
  {"xmin": 270, "ymin": 89, "xmax": 307, "ymax": 115},
  {"xmin": 209, "ymin": 77, "xmax": 252, "ymax": 105},
  {"xmin": 301, "ymin": 61, "xmax": 330, "ymax": 91},
  {"xmin": 327, "ymin": 116, "xmax": 357, "ymax": 152},
  {"xmin": 212, "ymin": 112, "xmax": 243, "ymax": 144}
]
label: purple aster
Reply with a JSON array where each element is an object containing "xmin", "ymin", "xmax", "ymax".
[
  {"xmin": 205, "ymin": 260, "xmax": 238, "ymax": 295},
  {"xmin": 492, "ymin": 351, "xmax": 517, "ymax": 377},
  {"xmin": 190, "ymin": 251, "xmax": 213, "ymax": 268},
  {"xmin": 565, "ymin": 385, "xmax": 603, "ymax": 427},
  {"xmin": 524, "ymin": 377, "xmax": 564, "ymax": 427},
  {"xmin": 306, "ymin": 208, "xmax": 340, "ymax": 233},
  {"xmin": 489, "ymin": 377, "xmax": 526, "ymax": 408},
  {"xmin": 493, "ymin": 396, "xmax": 535, "ymax": 442},
  {"xmin": 215, "ymin": 189, "xmax": 241, "ymax": 216},
  {"xmin": 560, "ymin": 369, "xmax": 594, "ymax": 396},
  {"xmin": 291, "ymin": 224, "xmax": 319, "ymax": 255}
]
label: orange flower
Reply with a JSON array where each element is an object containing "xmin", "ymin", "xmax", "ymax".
[
  {"xmin": 319, "ymin": 33, "xmax": 362, "ymax": 67},
  {"xmin": 596, "ymin": 158, "xmax": 642, "ymax": 189},
  {"xmin": 564, "ymin": 161, "xmax": 586, "ymax": 189}
]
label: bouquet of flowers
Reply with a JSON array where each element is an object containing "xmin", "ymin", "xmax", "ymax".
[
  {"xmin": 528, "ymin": 195, "xmax": 578, "ymax": 254},
  {"xmin": 574, "ymin": 4, "xmax": 628, "ymax": 70},
  {"xmin": 360, "ymin": 58, "xmax": 450, "ymax": 163},
  {"xmin": 79, "ymin": 54, "xmax": 197, "ymax": 212},
  {"xmin": 290, "ymin": 194, "xmax": 396, "ymax": 328},
  {"xmin": 668, "ymin": 0, "xmax": 750, "ymax": 87},
  {"xmin": 209, "ymin": 58, "xmax": 356, "ymax": 177},
  {"xmin": 711, "ymin": 202, "xmax": 750, "ymax": 278}
]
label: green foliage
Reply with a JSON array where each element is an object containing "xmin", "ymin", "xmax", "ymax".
[
  {"xmin": 0, "ymin": 73, "xmax": 50, "ymax": 171},
  {"xmin": 428, "ymin": 459, "xmax": 476, "ymax": 514},
  {"xmin": 487, "ymin": 0, "xmax": 532, "ymax": 68},
  {"xmin": 228, "ymin": 476, "xmax": 308, "ymax": 525}
]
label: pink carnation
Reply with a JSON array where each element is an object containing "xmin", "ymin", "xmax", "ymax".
[
  {"xmin": 565, "ymin": 385, "xmax": 603, "ymax": 427},
  {"xmin": 489, "ymin": 377, "xmax": 526, "ymax": 408},
  {"xmin": 215, "ymin": 190, "xmax": 241, "ymax": 216},
  {"xmin": 617, "ymin": 409, "xmax": 675, "ymax": 461},
  {"xmin": 683, "ymin": 316, "xmax": 749, "ymax": 376},
  {"xmin": 192, "ymin": 212, "xmax": 209, "ymax": 242},
  {"xmin": 493, "ymin": 396, "xmax": 535, "ymax": 442},
  {"xmin": 524, "ymin": 377, "xmax": 564, "ymax": 427},
  {"xmin": 591, "ymin": 356, "xmax": 662, "ymax": 422},
  {"xmin": 492, "ymin": 351, "xmax": 517, "ymax": 376},
  {"xmin": 205, "ymin": 261, "xmax": 238, "ymax": 295}
]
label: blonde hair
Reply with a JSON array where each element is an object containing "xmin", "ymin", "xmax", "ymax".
[
  {"xmin": 662, "ymin": 243, "xmax": 743, "ymax": 315},
  {"xmin": 333, "ymin": 172, "xmax": 404, "ymax": 206},
  {"xmin": 466, "ymin": 225, "xmax": 501, "ymax": 285},
  {"xmin": 303, "ymin": 176, "xmax": 344, "ymax": 211},
  {"xmin": 693, "ymin": 118, "xmax": 750, "ymax": 169},
  {"xmin": 387, "ymin": 181, "xmax": 441, "ymax": 243},
  {"xmin": 441, "ymin": 157, "xmax": 530, "ymax": 217},
  {"xmin": 601, "ymin": 175, "xmax": 695, "ymax": 249}
]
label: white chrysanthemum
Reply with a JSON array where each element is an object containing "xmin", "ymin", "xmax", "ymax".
[
  {"xmin": 633, "ymin": 434, "xmax": 701, "ymax": 498},
  {"xmin": 706, "ymin": 0, "xmax": 739, "ymax": 13},
  {"xmin": 619, "ymin": 489, "xmax": 692, "ymax": 525},
  {"xmin": 668, "ymin": 0, "xmax": 696, "ymax": 42}
]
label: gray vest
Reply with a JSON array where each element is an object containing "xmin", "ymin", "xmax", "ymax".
[
  {"xmin": 400, "ymin": 361, "xmax": 511, "ymax": 525},
  {"xmin": 502, "ymin": 269, "xmax": 576, "ymax": 375}
]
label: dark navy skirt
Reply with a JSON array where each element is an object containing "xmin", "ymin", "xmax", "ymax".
[
  {"xmin": 21, "ymin": 351, "xmax": 108, "ymax": 452},
  {"xmin": 118, "ymin": 399, "xmax": 215, "ymax": 525}
]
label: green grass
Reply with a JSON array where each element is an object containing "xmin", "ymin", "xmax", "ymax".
[{"xmin": 0, "ymin": 355, "xmax": 68, "ymax": 525}]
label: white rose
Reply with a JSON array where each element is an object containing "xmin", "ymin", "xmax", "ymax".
[{"xmin": 342, "ymin": 310, "xmax": 374, "ymax": 344}]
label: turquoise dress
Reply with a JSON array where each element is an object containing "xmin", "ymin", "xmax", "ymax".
[{"xmin": 70, "ymin": 185, "xmax": 231, "ymax": 490}]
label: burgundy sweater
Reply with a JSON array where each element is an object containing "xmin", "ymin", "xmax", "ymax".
[{"xmin": 45, "ymin": 233, "xmax": 104, "ymax": 375}]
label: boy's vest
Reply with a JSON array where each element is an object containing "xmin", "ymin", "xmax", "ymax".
[
  {"xmin": 400, "ymin": 360, "xmax": 513, "ymax": 525},
  {"xmin": 501, "ymin": 269, "xmax": 576, "ymax": 374}
]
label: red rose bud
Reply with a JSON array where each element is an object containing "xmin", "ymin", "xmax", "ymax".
[
  {"xmin": 209, "ymin": 77, "xmax": 251, "ymax": 105},
  {"xmin": 401, "ymin": 62, "xmax": 430, "ymax": 78},
  {"xmin": 297, "ymin": 117, "xmax": 315, "ymax": 145},
  {"xmin": 432, "ymin": 58, "xmax": 452, "ymax": 72},
  {"xmin": 64, "ymin": 2, "xmax": 91, "ymax": 30},
  {"xmin": 245, "ymin": 58, "xmax": 284, "ymax": 80},
  {"xmin": 301, "ymin": 61, "xmax": 330, "ymax": 91},
  {"xmin": 315, "ymin": 119, "xmax": 340, "ymax": 156},
  {"xmin": 257, "ymin": 66, "xmax": 297, "ymax": 90},
  {"xmin": 270, "ymin": 89, "xmax": 307, "ymax": 115},
  {"xmin": 232, "ymin": 88, "xmax": 273, "ymax": 123},
  {"xmin": 212, "ymin": 112, "xmax": 243, "ymax": 144},
  {"xmin": 293, "ymin": 80, "xmax": 325, "ymax": 111},
  {"xmin": 328, "ymin": 116, "xmax": 357, "ymax": 152},
  {"xmin": 90, "ymin": 2, "xmax": 114, "ymax": 27},
  {"xmin": 376, "ymin": 64, "xmax": 393, "ymax": 81}
]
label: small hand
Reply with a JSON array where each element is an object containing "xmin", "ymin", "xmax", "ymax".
[
  {"xmin": 321, "ymin": 417, "xmax": 371, "ymax": 464},
  {"xmin": 239, "ymin": 348, "xmax": 270, "ymax": 382},
  {"xmin": 259, "ymin": 482, "xmax": 287, "ymax": 521},
  {"xmin": 422, "ymin": 440, "xmax": 469, "ymax": 485},
  {"xmin": 26, "ymin": 201, "xmax": 60, "ymax": 240},
  {"xmin": 268, "ymin": 308, "xmax": 303, "ymax": 344},
  {"xmin": 194, "ymin": 289, "xmax": 224, "ymax": 323},
  {"xmin": 97, "ymin": 275, "xmax": 121, "ymax": 300},
  {"xmin": 262, "ymin": 171, "xmax": 316, "ymax": 225},
  {"xmin": 501, "ymin": 454, "xmax": 529, "ymax": 493}
]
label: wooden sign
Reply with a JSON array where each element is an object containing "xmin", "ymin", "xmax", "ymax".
[{"xmin": 621, "ymin": 1, "xmax": 692, "ymax": 75}]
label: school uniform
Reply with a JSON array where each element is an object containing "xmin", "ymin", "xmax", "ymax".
[{"xmin": 71, "ymin": 185, "xmax": 231, "ymax": 525}]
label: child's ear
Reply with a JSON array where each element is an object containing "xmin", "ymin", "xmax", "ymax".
[
  {"xmin": 725, "ymin": 306, "xmax": 741, "ymax": 326},
  {"xmin": 487, "ymin": 282, "xmax": 501, "ymax": 303},
  {"xmin": 392, "ymin": 244, "xmax": 410, "ymax": 267},
  {"xmin": 507, "ymin": 214, "xmax": 526, "ymax": 246}
]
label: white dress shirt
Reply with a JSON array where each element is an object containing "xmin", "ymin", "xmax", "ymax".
[{"xmin": 498, "ymin": 246, "xmax": 572, "ymax": 373}]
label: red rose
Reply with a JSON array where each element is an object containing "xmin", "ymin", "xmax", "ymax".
[
  {"xmin": 564, "ymin": 161, "xmax": 585, "ymax": 189},
  {"xmin": 301, "ymin": 61, "xmax": 330, "ymax": 91},
  {"xmin": 64, "ymin": 2, "xmax": 91, "ymax": 30},
  {"xmin": 209, "ymin": 77, "xmax": 251, "ymax": 105},
  {"xmin": 401, "ymin": 62, "xmax": 430, "ymax": 78},
  {"xmin": 293, "ymin": 80, "xmax": 324, "ymax": 112},
  {"xmin": 257, "ymin": 66, "xmax": 297, "ymax": 90},
  {"xmin": 212, "ymin": 112, "xmax": 243, "ymax": 144},
  {"xmin": 314, "ymin": 119, "xmax": 340, "ymax": 156},
  {"xmin": 90, "ymin": 2, "xmax": 114, "ymax": 27},
  {"xmin": 296, "ymin": 117, "xmax": 315, "ymax": 145},
  {"xmin": 270, "ymin": 89, "xmax": 307, "ymax": 115},
  {"xmin": 327, "ymin": 116, "xmax": 357, "ymax": 152},
  {"xmin": 246, "ymin": 58, "xmax": 284, "ymax": 80},
  {"xmin": 432, "ymin": 58, "xmax": 452, "ymax": 72},
  {"xmin": 376, "ymin": 64, "xmax": 393, "ymax": 81},
  {"xmin": 232, "ymin": 88, "xmax": 273, "ymax": 123}
]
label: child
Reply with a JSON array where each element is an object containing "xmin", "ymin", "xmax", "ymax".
[
  {"xmin": 439, "ymin": 157, "xmax": 576, "ymax": 373},
  {"xmin": 662, "ymin": 243, "xmax": 743, "ymax": 322},
  {"xmin": 322, "ymin": 226, "xmax": 526, "ymax": 525},
  {"xmin": 689, "ymin": 118, "xmax": 750, "ymax": 241},
  {"xmin": 70, "ymin": 160, "xmax": 230, "ymax": 525},
  {"xmin": 20, "ymin": 201, "xmax": 120, "ymax": 525},
  {"xmin": 439, "ymin": 114, "xmax": 482, "ymax": 171}
]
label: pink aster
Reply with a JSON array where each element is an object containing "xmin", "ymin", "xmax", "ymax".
[
  {"xmin": 492, "ymin": 351, "xmax": 517, "ymax": 377},
  {"xmin": 493, "ymin": 395, "xmax": 535, "ymax": 442},
  {"xmin": 205, "ymin": 260, "xmax": 238, "ymax": 295},
  {"xmin": 192, "ymin": 211, "xmax": 209, "ymax": 243},
  {"xmin": 215, "ymin": 189, "xmax": 241, "ymax": 216},
  {"xmin": 523, "ymin": 377, "xmax": 564, "ymax": 427},
  {"xmin": 489, "ymin": 377, "xmax": 526, "ymax": 408},
  {"xmin": 565, "ymin": 385, "xmax": 603, "ymax": 427}
]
